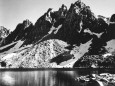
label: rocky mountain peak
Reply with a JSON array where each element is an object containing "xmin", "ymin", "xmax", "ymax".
[
  {"xmin": 0, "ymin": 26, "xmax": 10, "ymax": 39},
  {"xmin": 23, "ymin": 19, "xmax": 32, "ymax": 29},
  {"xmin": 110, "ymin": 14, "xmax": 115, "ymax": 22},
  {"xmin": 57, "ymin": 4, "xmax": 67, "ymax": 17}
]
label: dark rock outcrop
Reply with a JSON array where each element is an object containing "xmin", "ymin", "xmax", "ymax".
[
  {"xmin": 0, "ymin": 20, "xmax": 34, "ymax": 46},
  {"xmin": 73, "ymin": 54, "xmax": 115, "ymax": 68},
  {"xmin": 108, "ymin": 14, "xmax": 115, "ymax": 39},
  {"xmin": 50, "ymin": 51, "xmax": 74, "ymax": 65}
]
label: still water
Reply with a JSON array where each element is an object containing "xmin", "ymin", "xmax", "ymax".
[{"xmin": 0, "ymin": 69, "xmax": 115, "ymax": 86}]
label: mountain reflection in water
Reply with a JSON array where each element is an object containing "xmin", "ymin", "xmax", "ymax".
[{"xmin": 0, "ymin": 69, "xmax": 115, "ymax": 86}]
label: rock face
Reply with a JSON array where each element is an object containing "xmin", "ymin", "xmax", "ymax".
[
  {"xmin": 73, "ymin": 54, "xmax": 115, "ymax": 68},
  {"xmin": 0, "ymin": 26, "xmax": 10, "ymax": 41},
  {"xmin": 0, "ymin": 20, "xmax": 34, "ymax": 46},
  {"xmin": 0, "ymin": 0, "xmax": 115, "ymax": 68}
]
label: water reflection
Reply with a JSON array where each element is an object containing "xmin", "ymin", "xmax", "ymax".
[
  {"xmin": 0, "ymin": 69, "xmax": 114, "ymax": 86},
  {"xmin": 0, "ymin": 72, "xmax": 15, "ymax": 86},
  {"xmin": 0, "ymin": 71, "xmax": 57, "ymax": 86}
]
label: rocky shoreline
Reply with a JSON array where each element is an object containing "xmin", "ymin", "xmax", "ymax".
[{"xmin": 76, "ymin": 73, "xmax": 115, "ymax": 86}]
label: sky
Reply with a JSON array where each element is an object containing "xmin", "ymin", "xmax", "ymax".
[{"xmin": 0, "ymin": 0, "xmax": 115, "ymax": 31}]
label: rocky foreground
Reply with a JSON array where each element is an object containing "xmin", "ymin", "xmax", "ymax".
[{"xmin": 76, "ymin": 73, "xmax": 115, "ymax": 86}]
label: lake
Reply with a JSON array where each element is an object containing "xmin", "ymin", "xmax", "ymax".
[{"xmin": 0, "ymin": 69, "xmax": 115, "ymax": 86}]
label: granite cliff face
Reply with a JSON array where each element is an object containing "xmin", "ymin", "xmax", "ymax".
[
  {"xmin": 0, "ymin": 19, "xmax": 34, "ymax": 47},
  {"xmin": 0, "ymin": 26, "xmax": 10, "ymax": 40},
  {"xmin": 0, "ymin": 26, "xmax": 10, "ymax": 48},
  {"xmin": 0, "ymin": 0, "xmax": 115, "ymax": 68}
]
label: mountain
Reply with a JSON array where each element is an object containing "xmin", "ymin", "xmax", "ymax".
[{"xmin": 0, "ymin": 0, "xmax": 115, "ymax": 68}]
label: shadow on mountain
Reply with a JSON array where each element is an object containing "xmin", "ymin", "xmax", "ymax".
[{"xmin": 50, "ymin": 51, "xmax": 74, "ymax": 65}]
